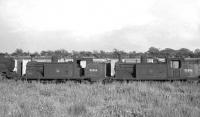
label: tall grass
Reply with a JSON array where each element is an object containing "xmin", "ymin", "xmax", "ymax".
[{"xmin": 0, "ymin": 80, "xmax": 199, "ymax": 117}]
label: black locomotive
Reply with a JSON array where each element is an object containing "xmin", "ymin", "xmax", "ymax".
[
  {"xmin": 115, "ymin": 57, "xmax": 200, "ymax": 80},
  {"xmin": 25, "ymin": 57, "xmax": 111, "ymax": 81},
  {"xmin": 0, "ymin": 54, "xmax": 16, "ymax": 78},
  {"xmin": 0, "ymin": 54, "xmax": 200, "ymax": 81}
]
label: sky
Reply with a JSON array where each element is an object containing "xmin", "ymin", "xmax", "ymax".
[{"xmin": 0, "ymin": 0, "xmax": 200, "ymax": 53}]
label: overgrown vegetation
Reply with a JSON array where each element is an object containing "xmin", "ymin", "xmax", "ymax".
[
  {"xmin": 2, "ymin": 47, "xmax": 200, "ymax": 58},
  {"xmin": 0, "ymin": 79, "xmax": 199, "ymax": 117}
]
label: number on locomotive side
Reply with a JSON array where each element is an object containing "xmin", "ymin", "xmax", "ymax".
[{"xmin": 89, "ymin": 69, "xmax": 98, "ymax": 72}]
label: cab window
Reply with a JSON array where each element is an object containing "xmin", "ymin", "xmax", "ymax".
[{"xmin": 170, "ymin": 60, "xmax": 181, "ymax": 69}]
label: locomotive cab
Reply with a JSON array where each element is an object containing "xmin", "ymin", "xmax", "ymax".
[
  {"xmin": 77, "ymin": 60, "xmax": 86, "ymax": 76},
  {"xmin": 167, "ymin": 58, "xmax": 183, "ymax": 79},
  {"xmin": 73, "ymin": 57, "xmax": 111, "ymax": 81},
  {"xmin": 179, "ymin": 58, "xmax": 200, "ymax": 79},
  {"xmin": 72, "ymin": 57, "xmax": 93, "ymax": 78}
]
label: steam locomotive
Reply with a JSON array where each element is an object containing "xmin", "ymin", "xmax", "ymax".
[
  {"xmin": 1, "ymin": 54, "xmax": 200, "ymax": 81},
  {"xmin": 0, "ymin": 54, "xmax": 16, "ymax": 78}
]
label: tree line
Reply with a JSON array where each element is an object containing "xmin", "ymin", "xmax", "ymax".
[{"xmin": 2, "ymin": 47, "xmax": 200, "ymax": 58}]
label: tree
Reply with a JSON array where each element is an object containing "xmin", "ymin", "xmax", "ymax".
[
  {"xmin": 147, "ymin": 47, "xmax": 160, "ymax": 57},
  {"xmin": 160, "ymin": 48, "xmax": 176, "ymax": 57},
  {"xmin": 72, "ymin": 50, "xmax": 79, "ymax": 57},
  {"xmin": 55, "ymin": 49, "xmax": 65, "ymax": 58},
  {"xmin": 92, "ymin": 50, "xmax": 100, "ymax": 58},
  {"xmin": 40, "ymin": 50, "xmax": 54, "ymax": 56},
  {"xmin": 32, "ymin": 52, "xmax": 40, "ymax": 56},
  {"xmin": 176, "ymin": 48, "xmax": 193, "ymax": 58},
  {"xmin": 99, "ymin": 50, "xmax": 106, "ymax": 58},
  {"xmin": 11, "ymin": 49, "xmax": 24, "ymax": 56},
  {"xmin": 112, "ymin": 49, "xmax": 127, "ymax": 59},
  {"xmin": 79, "ymin": 51, "xmax": 92, "ymax": 57},
  {"xmin": 128, "ymin": 51, "xmax": 137, "ymax": 58},
  {"xmin": 194, "ymin": 49, "xmax": 200, "ymax": 57},
  {"xmin": 59, "ymin": 49, "xmax": 71, "ymax": 57}
]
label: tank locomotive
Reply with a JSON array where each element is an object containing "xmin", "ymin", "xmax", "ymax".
[
  {"xmin": 0, "ymin": 54, "xmax": 15, "ymax": 78},
  {"xmin": 25, "ymin": 56, "xmax": 111, "ymax": 81},
  {"xmin": 115, "ymin": 57, "xmax": 200, "ymax": 81}
]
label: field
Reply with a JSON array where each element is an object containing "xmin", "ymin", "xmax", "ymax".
[{"xmin": 0, "ymin": 79, "xmax": 200, "ymax": 117}]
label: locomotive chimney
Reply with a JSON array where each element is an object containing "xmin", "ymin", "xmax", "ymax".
[
  {"xmin": 72, "ymin": 55, "xmax": 77, "ymax": 77},
  {"xmin": 117, "ymin": 53, "xmax": 122, "ymax": 62},
  {"xmin": 30, "ymin": 54, "xmax": 35, "ymax": 61},
  {"xmin": 51, "ymin": 55, "xmax": 58, "ymax": 63},
  {"xmin": 140, "ymin": 55, "xmax": 147, "ymax": 63}
]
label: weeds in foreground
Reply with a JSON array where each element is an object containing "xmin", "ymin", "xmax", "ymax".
[{"xmin": 0, "ymin": 81, "xmax": 199, "ymax": 117}]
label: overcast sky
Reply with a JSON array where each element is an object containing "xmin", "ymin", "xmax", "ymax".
[{"xmin": 0, "ymin": 0, "xmax": 200, "ymax": 53}]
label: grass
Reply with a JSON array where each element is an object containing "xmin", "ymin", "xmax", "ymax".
[{"xmin": 0, "ymin": 78, "xmax": 199, "ymax": 117}]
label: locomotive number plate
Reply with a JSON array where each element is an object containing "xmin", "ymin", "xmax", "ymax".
[{"xmin": 89, "ymin": 69, "xmax": 98, "ymax": 72}]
